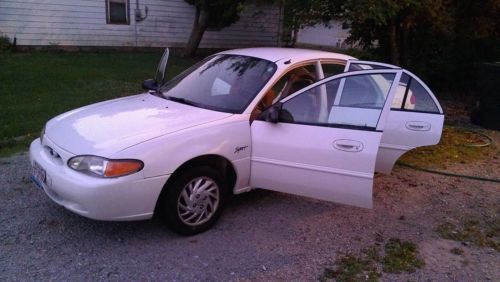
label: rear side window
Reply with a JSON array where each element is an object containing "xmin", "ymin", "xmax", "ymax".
[
  {"xmin": 346, "ymin": 61, "xmax": 440, "ymax": 113},
  {"xmin": 391, "ymin": 74, "xmax": 439, "ymax": 113},
  {"xmin": 405, "ymin": 79, "xmax": 440, "ymax": 113}
]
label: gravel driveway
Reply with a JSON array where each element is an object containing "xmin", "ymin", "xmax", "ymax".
[{"xmin": 1, "ymin": 152, "xmax": 499, "ymax": 281}]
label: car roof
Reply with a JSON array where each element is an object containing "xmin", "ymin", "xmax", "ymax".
[{"xmin": 218, "ymin": 47, "xmax": 356, "ymax": 63}]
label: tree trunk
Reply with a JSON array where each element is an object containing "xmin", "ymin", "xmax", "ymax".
[
  {"xmin": 388, "ymin": 20, "xmax": 399, "ymax": 65},
  {"xmin": 400, "ymin": 20, "xmax": 410, "ymax": 67},
  {"xmin": 184, "ymin": 7, "xmax": 209, "ymax": 57}
]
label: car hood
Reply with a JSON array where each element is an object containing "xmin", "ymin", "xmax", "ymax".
[{"xmin": 45, "ymin": 94, "xmax": 232, "ymax": 156}]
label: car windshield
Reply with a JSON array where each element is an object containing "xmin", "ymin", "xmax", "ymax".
[{"xmin": 160, "ymin": 54, "xmax": 277, "ymax": 113}]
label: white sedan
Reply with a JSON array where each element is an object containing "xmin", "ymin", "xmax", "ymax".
[{"xmin": 29, "ymin": 48, "xmax": 444, "ymax": 235}]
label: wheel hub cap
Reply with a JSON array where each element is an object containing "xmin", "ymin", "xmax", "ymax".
[{"xmin": 177, "ymin": 176, "xmax": 220, "ymax": 226}]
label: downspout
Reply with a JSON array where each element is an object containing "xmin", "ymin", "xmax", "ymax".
[
  {"xmin": 134, "ymin": 0, "xmax": 149, "ymax": 47},
  {"xmin": 135, "ymin": 0, "xmax": 138, "ymax": 47}
]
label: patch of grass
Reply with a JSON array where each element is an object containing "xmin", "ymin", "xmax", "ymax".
[
  {"xmin": 363, "ymin": 246, "xmax": 382, "ymax": 262},
  {"xmin": 320, "ymin": 238, "xmax": 426, "ymax": 281},
  {"xmin": 382, "ymin": 238, "xmax": 425, "ymax": 273},
  {"xmin": 0, "ymin": 136, "xmax": 34, "ymax": 157},
  {"xmin": 437, "ymin": 218, "xmax": 500, "ymax": 251},
  {"xmin": 0, "ymin": 51, "xmax": 199, "ymax": 156},
  {"xmin": 398, "ymin": 126, "xmax": 496, "ymax": 169},
  {"xmin": 319, "ymin": 254, "xmax": 381, "ymax": 282}
]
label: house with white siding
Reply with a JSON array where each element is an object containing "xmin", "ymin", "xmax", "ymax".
[
  {"xmin": 295, "ymin": 21, "xmax": 354, "ymax": 49},
  {"xmin": 0, "ymin": 0, "xmax": 283, "ymax": 49}
]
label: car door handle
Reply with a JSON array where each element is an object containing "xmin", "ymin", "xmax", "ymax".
[
  {"xmin": 405, "ymin": 121, "xmax": 431, "ymax": 131},
  {"xmin": 332, "ymin": 139, "xmax": 364, "ymax": 152}
]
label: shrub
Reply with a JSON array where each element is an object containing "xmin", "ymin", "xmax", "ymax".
[{"xmin": 0, "ymin": 33, "xmax": 11, "ymax": 53}]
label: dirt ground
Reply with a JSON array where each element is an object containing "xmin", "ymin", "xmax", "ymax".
[
  {"xmin": 1, "ymin": 101, "xmax": 499, "ymax": 281},
  {"xmin": 249, "ymin": 125, "xmax": 500, "ymax": 281}
]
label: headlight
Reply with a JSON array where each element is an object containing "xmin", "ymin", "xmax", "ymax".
[{"xmin": 68, "ymin": 155, "xmax": 144, "ymax": 178}]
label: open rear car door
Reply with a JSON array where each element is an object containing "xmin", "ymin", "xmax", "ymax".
[{"xmin": 345, "ymin": 60, "xmax": 444, "ymax": 173}]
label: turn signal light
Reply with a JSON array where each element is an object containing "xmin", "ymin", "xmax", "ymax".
[{"xmin": 104, "ymin": 161, "xmax": 144, "ymax": 177}]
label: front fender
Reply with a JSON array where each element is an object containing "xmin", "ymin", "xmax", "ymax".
[{"xmin": 111, "ymin": 115, "xmax": 252, "ymax": 191}]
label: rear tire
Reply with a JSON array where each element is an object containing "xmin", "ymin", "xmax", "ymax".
[{"xmin": 158, "ymin": 166, "xmax": 227, "ymax": 235}]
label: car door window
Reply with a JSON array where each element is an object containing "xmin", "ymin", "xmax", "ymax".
[
  {"xmin": 388, "ymin": 73, "xmax": 440, "ymax": 113},
  {"xmin": 251, "ymin": 64, "xmax": 318, "ymax": 120},
  {"xmin": 402, "ymin": 78, "xmax": 440, "ymax": 113},
  {"xmin": 271, "ymin": 64, "xmax": 317, "ymax": 102},
  {"xmin": 348, "ymin": 63, "xmax": 390, "ymax": 71},
  {"xmin": 279, "ymin": 72, "xmax": 397, "ymax": 130},
  {"xmin": 345, "ymin": 61, "xmax": 441, "ymax": 113},
  {"xmin": 321, "ymin": 63, "xmax": 346, "ymax": 78},
  {"xmin": 346, "ymin": 61, "xmax": 406, "ymax": 109},
  {"xmin": 391, "ymin": 73, "xmax": 411, "ymax": 109},
  {"xmin": 346, "ymin": 61, "xmax": 397, "ymax": 72}
]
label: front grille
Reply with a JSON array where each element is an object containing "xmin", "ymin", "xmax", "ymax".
[{"xmin": 44, "ymin": 145, "xmax": 63, "ymax": 165}]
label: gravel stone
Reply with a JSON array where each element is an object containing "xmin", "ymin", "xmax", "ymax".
[{"xmin": 0, "ymin": 151, "xmax": 499, "ymax": 281}]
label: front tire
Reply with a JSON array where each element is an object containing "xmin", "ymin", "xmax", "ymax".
[{"xmin": 158, "ymin": 166, "xmax": 227, "ymax": 235}]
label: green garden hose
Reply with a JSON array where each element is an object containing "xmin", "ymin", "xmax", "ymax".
[
  {"xmin": 397, "ymin": 162, "xmax": 500, "ymax": 183},
  {"xmin": 398, "ymin": 126, "xmax": 500, "ymax": 183}
]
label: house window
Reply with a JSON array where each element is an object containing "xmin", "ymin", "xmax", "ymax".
[{"xmin": 106, "ymin": 0, "xmax": 129, "ymax": 24}]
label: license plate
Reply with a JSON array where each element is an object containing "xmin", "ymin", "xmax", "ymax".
[{"xmin": 31, "ymin": 161, "xmax": 46, "ymax": 189}]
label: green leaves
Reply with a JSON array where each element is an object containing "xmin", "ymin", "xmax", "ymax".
[{"xmin": 382, "ymin": 239, "xmax": 425, "ymax": 273}]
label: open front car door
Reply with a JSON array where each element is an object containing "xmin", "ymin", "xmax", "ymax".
[{"xmin": 250, "ymin": 69, "xmax": 403, "ymax": 208}]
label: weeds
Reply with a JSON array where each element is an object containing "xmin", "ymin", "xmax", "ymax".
[
  {"xmin": 437, "ymin": 218, "xmax": 500, "ymax": 251},
  {"xmin": 363, "ymin": 246, "xmax": 381, "ymax": 262},
  {"xmin": 319, "ymin": 254, "xmax": 380, "ymax": 282},
  {"xmin": 398, "ymin": 126, "xmax": 496, "ymax": 170},
  {"xmin": 320, "ymin": 238, "xmax": 425, "ymax": 281},
  {"xmin": 0, "ymin": 133, "xmax": 36, "ymax": 157},
  {"xmin": 382, "ymin": 239, "xmax": 425, "ymax": 273}
]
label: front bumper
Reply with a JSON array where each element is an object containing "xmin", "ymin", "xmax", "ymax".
[{"xmin": 29, "ymin": 137, "xmax": 169, "ymax": 221}]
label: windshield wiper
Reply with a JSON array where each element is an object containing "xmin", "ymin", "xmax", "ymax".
[{"xmin": 165, "ymin": 96, "xmax": 197, "ymax": 106}]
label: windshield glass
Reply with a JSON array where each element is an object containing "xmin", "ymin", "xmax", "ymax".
[{"xmin": 160, "ymin": 54, "xmax": 277, "ymax": 113}]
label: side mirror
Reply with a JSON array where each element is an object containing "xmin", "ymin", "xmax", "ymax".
[
  {"xmin": 142, "ymin": 78, "xmax": 158, "ymax": 91},
  {"xmin": 155, "ymin": 48, "xmax": 169, "ymax": 86},
  {"xmin": 264, "ymin": 103, "xmax": 282, "ymax": 123}
]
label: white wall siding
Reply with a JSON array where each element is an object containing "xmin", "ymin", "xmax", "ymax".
[
  {"xmin": 296, "ymin": 21, "xmax": 352, "ymax": 49},
  {"xmin": 0, "ymin": 0, "xmax": 282, "ymax": 48}
]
